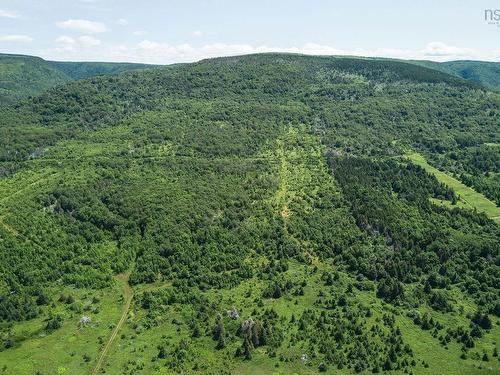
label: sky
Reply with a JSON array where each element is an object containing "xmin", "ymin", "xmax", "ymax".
[{"xmin": 0, "ymin": 0, "xmax": 499, "ymax": 64}]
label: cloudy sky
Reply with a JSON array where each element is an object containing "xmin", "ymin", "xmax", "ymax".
[{"xmin": 0, "ymin": 0, "xmax": 499, "ymax": 64}]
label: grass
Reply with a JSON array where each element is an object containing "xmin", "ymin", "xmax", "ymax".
[
  {"xmin": 406, "ymin": 152, "xmax": 500, "ymax": 222},
  {"xmin": 97, "ymin": 259, "xmax": 500, "ymax": 374},
  {"xmin": 0, "ymin": 282, "xmax": 125, "ymax": 374},
  {"xmin": 91, "ymin": 273, "xmax": 133, "ymax": 375}
]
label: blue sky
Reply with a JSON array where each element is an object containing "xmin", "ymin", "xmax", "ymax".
[{"xmin": 0, "ymin": 0, "xmax": 499, "ymax": 63}]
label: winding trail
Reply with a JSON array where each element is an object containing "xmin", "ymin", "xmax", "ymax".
[{"xmin": 91, "ymin": 273, "xmax": 133, "ymax": 375}]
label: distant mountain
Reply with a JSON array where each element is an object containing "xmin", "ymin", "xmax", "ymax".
[
  {"xmin": 443, "ymin": 61, "xmax": 500, "ymax": 92},
  {"xmin": 2, "ymin": 53, "xmax": 499, "ymax": 108},
  {"xmin": 410, "ymin": 60, "xmax": 500, "ymax": 92},
  {"xmin": 0, "ymin": 53, "xmax": 156, "ymax": 105},
  {"xmin": 49, "ymin": 60, "xmax": 153, "ymax": 80},
  {"xmin": 0, "ymin": 54, "xmax": 70, "ymax": 106}
]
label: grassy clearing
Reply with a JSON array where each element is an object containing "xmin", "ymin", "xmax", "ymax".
[
  {"xmin": 100, "ymin": 260, "xmax": 500, "ymax": 374},
  {"xmin": 91, "ymin": 273, "xmax": 133, "ymax": 375},
  {"xmin": 0, "ymin": 282, "xmax": 124, "ymax": 374},
  {"xmin": 406, "ymin": 152, "xmax": 500, "ymax": 222}
]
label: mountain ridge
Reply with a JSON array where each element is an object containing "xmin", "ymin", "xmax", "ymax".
[
  {"xmin": 0, "ymin": 53, "xmax": 157, "ymax": 106},
  {"xmin": 2, "ymin": 52, "xmax": 499, "ymax": 107}
]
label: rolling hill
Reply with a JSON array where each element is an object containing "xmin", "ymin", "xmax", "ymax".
[
  {"xmin": 443, "ymin": 61, "xmax": 500, "ymax": 92},
  {"xmin": 0, "ymin": 53, "xmax": 498, "ymax": 375},
  {"xmin": 0, "ymin": 53, "xmax": 155, "ymax": 106},
  {"xmin": 49, "ymin": 60, "xmax": 154, "ymax": 80},
  {"xmin": 2, "ymin": 53, "xmax": 499, "ymax": 108},
  {"xmin": 410, "ymin": 59, "xmax": 500, "ymax": 92}
]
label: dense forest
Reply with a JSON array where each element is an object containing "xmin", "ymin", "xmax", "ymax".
[
  {"xmin": 411, "ymin": 60, "xmax": 500, "ymax": 92},
  {"xmin": 0, "ymin": 53, "xmax": 498, "ymax": 374},
  {"xmin": 0, "ymin": 53, "xmax": 154, "ymax": 106}
]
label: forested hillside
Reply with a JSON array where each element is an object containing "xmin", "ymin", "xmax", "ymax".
[
  {"xmin": 443, "ymin": 61, "xmax": 500, "ymax": 92},
  {"xmin": 0, "ymin": 54, "xmax": 154, "ymax": 106},
  {"xmin": 50, "ymin": 60, "xmax": 154, "ymax": 80},
  {"xmin": 0, "ymin": 54, "xmax": 70, "ymax": 106},
  {"xmin": 410, "ymin": 60, "xmax": 500, "ymax": 92},
  {"xmin": 0, "ymin": 53, "xmax": 498, "ymax": 375}
]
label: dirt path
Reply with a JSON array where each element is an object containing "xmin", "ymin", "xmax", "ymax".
[
  {"xmin": 0, "ymin": 170, "xmax": 59, "ymax": 206},
  {"xmin": 91, "ymin": 273, "xmax": 133, "ymax": 375},
  {"xmin": 0, "ymin": 216, "xmax": 20, "ymax": 236}
]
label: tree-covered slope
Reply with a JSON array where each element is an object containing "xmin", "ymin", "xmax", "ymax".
[
  {"xmin": 410, "ymin": 59, "xmax": 500, "ymax": 92},
  {"xmin": 0, "ymin": 54, "xmax": 71, "ymax": 106},
  {"xmin": 0, "ymin": 53, "xmax": 155, "ymax": 106},
  {"xmin": 0, "ymin": 53, "xmax": 498, "ymax": 375},
  {"xmin": 443, "ymin": 61, "xmax": 500, "ymax": 92},
  {"xmin": 49, "ymin": 60, "xmax": 154, "ymax": 80}
]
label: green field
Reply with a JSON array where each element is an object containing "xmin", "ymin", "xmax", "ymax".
[
  {"xmin": 406, "ymin": 152, "xmax": 500, "ymax": 222},
  {"xmin": 0, "ymin": 282, "xmax": 124, "ymax": 374}
]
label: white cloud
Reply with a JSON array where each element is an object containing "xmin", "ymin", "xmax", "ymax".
[
  {"xmin": 42, "ymin": 40, "xmax": 500, "ymax": 64},
  {"xmin": 53, "ymin": 35, "xmax": 101, "ymax": 53},
  {"xmin": 0, "ymin": 34, "xmax": 33, "ymax": 43},
  {"xmin": 192, "ymin": 30, "xmax": 203, "ymax": 37},
  {"xmin": 125, "ymin": 40, "xmax": 261, "ymax": 63},
  {"xmin": 56, "ymin": 19, "xmax": 107, "ymax": 34},
  {"xmin": 116, "ymin": 18, "xmax": 127, "ymax": 26},
  {"xmin": 78, "ymin": 35, "xmax": 101, "ymax": 47},
  {"xmin": 0, "ymin": 9, "xmax": 19, "ymax": 18},
  {"xmin": 115, "ymin": 40, "xmax": 492, "ymax": 64},
  {"xmin": 133, "ymin": 30, "xmax": 147, "ymax": 36},
  {"xmin": 421, "ymin": 42, "xmax": 476, "ymax": 58},
  {"xmin": 55, "ymin": 36, "xmax": 75, "ymax": 44}
]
